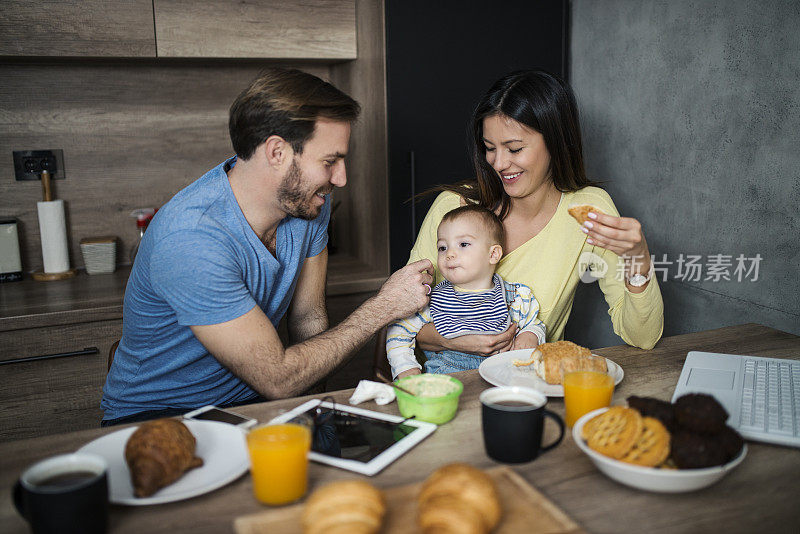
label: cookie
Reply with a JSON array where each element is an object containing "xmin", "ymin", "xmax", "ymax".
[
  {"xmin": 619, "ymin": 416, "xmax": 671, "ymax": 467},
  {"xmin": 627, "ymin": 396, "xmax": 677, "ymax": 432},
  {"xmin": 580, "ymin": 410, "xmax": 604, "ymax": 442},
  {"xmin": 586, "ymin": 406, "xmax": 644, "ymax": 459},
  {"xmin": 674, "ymin": 393, "xmax": 729, "ymax": 434}
]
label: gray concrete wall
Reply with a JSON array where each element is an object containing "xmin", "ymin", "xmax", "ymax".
[{"xmin": 565, "ymin": 0, "xmax": 800, "ymax": 349}]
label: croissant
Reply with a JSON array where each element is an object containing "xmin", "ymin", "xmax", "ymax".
[
  {"xmin": 513, "ymin": 341, "xmax": 605, "ymax": 385},
  {"xmin": 124, "ymin": 418, "xmax": 204, "ymax": 497},
  {"xmin": 302, "ymin": 480, "xmax": 385, "ymax": 534},
  {"xmin": 417, "ymin": 463, "xmax": 500, "ymax": 534}
]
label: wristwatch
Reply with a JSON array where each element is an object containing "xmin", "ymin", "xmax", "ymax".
[
  {"xmin": 627, "ymin": 263, "xmax": 653, "ymax": 287},
  {"xmin": 627, "ymin": 272, "xmax": 651, "ymax": 287}
]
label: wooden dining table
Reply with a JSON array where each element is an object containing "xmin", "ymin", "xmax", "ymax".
[{"xmin": 2, "ymin": 323, "xmax": 799, "ymax": 533}]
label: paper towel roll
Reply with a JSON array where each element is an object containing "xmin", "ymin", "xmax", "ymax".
[{"xmin": 37, "ymin": 200, "xmax": 70, "ymax": 273}]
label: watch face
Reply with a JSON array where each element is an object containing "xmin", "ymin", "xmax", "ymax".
[{"xmin": 628, "ymin": 274, "xmax": 648, "ymax": 287}]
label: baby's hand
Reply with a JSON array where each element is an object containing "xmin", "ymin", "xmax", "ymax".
[
  {"xmin": 511, "ymin": 332, "xmax": 540, "ymax": 351},
  {"xmin": 397, "ymin": 368, "xmax": 421, "ymax": 379},
  {"xmin": 446, "ymin": 324, "xmax": 517, "ymax": 357}
]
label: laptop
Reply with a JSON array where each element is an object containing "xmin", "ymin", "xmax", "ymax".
[{"xmin": 672, "ymin": 351, "xmax": 800, "ymax": 448}]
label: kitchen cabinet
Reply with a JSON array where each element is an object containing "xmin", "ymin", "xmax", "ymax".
[
  {"xmin": 0, "ymin": 0, "xmax": 156, "ymax": 57},
  {"xmin": 153, "ymin": 0, "xmax": 357, "ymax": 59},
  {"xmin": 0, "ymin": 0, "xmax": 356, "ymax": 60},
  {"xmin": 0, "ymin": 320, "xmax": 121, "ymax": 442},
  {"xmin": 0, "ymin": 267, "xmax": 127, "ymax": 442},
  {"xmin": 385, "ymin": 0, "xmax": 567, "ymax": 270}
]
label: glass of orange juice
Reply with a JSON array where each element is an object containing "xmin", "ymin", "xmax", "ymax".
[
  {"xmin": 246, "ymin": 418, "xmax": 312, "ymax": 506},
  {"xmin": 563, "ymin": 369, "xmax": 615, "ymax": 427}
]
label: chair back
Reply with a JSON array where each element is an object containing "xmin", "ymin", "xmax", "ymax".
[
  {"xmin": 371, "ymin": 327, "xmax": 392, "ymax": 380},
  {"xmin": 108, "ymin": 340, "xmax": 119, "ymax": 371}
]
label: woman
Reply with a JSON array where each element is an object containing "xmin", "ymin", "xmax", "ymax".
[{"xmin": 404, "ymin": 70, "xmax": 663, "ymax": 373}]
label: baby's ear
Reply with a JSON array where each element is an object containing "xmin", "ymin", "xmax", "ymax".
[{"xmin": 489, "ymin": 244, "xmax": 503, "ymax": 265}]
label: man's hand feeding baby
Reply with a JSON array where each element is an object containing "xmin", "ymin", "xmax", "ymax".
[{"xmin": 371, "ymin": 259, "xmax": 434, "ymax": 322}]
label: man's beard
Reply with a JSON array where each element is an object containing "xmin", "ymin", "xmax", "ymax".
[{"xmin": 276, "ymin": 159, "xmax": 328, "ymax": 220}]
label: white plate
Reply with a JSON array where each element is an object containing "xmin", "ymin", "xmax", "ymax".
[
  {"xmin": 573, "ymin": 407, "xmax": 748, "ymax": 493},
  {"xmin": 77, "ymin": 420, "xmax": 249, "ymax": 505},
  {"xmin": 478, "ymin": 349, "xmax": 623, "ymax": 396}
]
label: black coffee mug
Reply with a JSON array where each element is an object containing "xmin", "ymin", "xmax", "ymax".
[
  {"xmin": 480, "ymin": 386, "xmax": 565, "ymax": 463},
  {"xmin": 13, "ymin": 453, "xmax": 109, "ymax": 534}
]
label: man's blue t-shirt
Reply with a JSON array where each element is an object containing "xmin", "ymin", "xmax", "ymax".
[{"xmin": 101, "ymin": 157, "xmax": 330, "ymax": 421}]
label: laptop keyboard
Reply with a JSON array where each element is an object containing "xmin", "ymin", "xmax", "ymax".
[{"xmin": 739, "ymin": 359, "xmax": 800, "ymax": 436}]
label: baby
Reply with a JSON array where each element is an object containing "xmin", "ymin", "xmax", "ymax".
[{"xmin": 386, "ymin": 205, "xmax": 545, "ymax": 378}]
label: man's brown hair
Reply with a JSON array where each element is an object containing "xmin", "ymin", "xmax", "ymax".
[
  {"xmin": 229, "ymin": 68, "xmax": 361, "ymax": 160},
  {"xmin": 441, "ymin": 204, "xmax": 505, "ymax": 247}
]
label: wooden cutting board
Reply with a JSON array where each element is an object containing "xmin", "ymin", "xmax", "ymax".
[{"xmin": 234, "ymin": 466, "xmax": 584, "ymax": 533}]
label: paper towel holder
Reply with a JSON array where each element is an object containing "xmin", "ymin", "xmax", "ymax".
[{"xmin": 32, "ymin": 169, "xmax": 76, "ymax": 281}]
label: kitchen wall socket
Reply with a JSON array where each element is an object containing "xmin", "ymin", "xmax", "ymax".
[{"xmin": 13, "ymin": 149, "xmax": 66, "ymax": 181}]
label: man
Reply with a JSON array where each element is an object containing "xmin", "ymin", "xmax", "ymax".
[{"xmin": 102, "ymin": 69, "xmax": 432, "ymax": 425}]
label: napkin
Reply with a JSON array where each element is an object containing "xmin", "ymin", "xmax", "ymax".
[{"xmin": 348, "ymin": 380, "xmax": 396, "ymax": 405}]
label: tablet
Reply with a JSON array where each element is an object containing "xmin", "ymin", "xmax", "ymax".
[{"xmin": 268, "ymin": 399, "xmax": 437, "ymax": 476}]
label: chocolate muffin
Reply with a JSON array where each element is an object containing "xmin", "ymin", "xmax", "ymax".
[
  {"xmin": 670, "ymin": 430, "xmax": 729, "ymax": 469},
  {"xmin": 674, "ymin": 393, "xmax": 729, "ymax": 434},
  {"xmin": 627, "ymin": 396, "xmax": 677, "ymax": 432},
  {"xmin": 717, "ymin": 425, "xmax": 745, "ymax": 461}
]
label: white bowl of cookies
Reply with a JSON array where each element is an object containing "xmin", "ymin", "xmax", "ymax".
[{"xmin": 573, "ymin": 398, "xmax": 747, "ymax": 493}]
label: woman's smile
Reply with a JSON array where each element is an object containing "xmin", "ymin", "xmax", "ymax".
[{"xmin": 500, "ymin": 171, "xmax": 523, "ymax": 184}]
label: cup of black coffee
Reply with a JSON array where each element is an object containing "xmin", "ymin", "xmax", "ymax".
[
  {"xmin": 480, "ymin": 386, "xmax": 565, "ymax": 463},
  {"xmin": 13, "ymin": 452, "xmax": 108, "ymax": 534}
]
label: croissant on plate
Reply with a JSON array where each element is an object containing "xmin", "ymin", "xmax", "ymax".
[
  {"xmin": 124, "ymin": 418, "xmax": 204, "ymax": 497},
  {"xmin": 513, "ymin": 341, "xmax": 606, "ymax": 385}
]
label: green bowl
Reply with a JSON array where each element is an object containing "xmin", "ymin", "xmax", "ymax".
[{"xmin": 395, "ymin": 374, "xmax": 463, "ymax": 424}]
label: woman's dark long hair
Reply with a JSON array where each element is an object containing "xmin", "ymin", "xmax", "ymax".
[{"xmin": 435, "ymin": 70, "xmax": 600, "ymax": 219}]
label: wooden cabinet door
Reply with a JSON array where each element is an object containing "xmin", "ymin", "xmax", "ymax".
[
  {"xmin": 0, "ymin": 350, "xmax": 108, "ymax": 442},
  {"xmin": 153, "ymin": 0, "xmax": 356, "ymax": 59},
  {"xmin": 0, "ymin": 0, "xmax": 156, "ymax": 57},
  {"xmin": 0, "ymin": 319, "xmax": 122, "ymax": 442}
]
